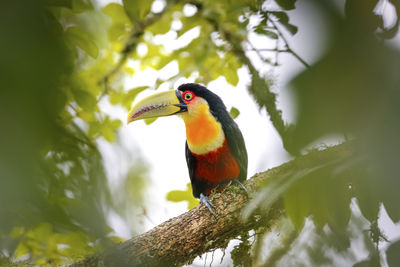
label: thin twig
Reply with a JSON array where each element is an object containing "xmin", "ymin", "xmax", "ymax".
[
  {"xmin": 247, "ymin": 48, "xmax": 290, "ymax": 53},
  {"xmin": 269, "ymin": 19, "xmax": 310, "ymax": 68},
  {"xmin": 247, "ymin": 42, "xmax": 269, "ymax": 62}
]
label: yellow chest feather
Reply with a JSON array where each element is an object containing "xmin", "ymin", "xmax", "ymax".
[{"xmin": 182, "ymin": 104, "xmax": 225, "ymax": 155}]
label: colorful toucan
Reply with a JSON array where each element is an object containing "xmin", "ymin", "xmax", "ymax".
[{"xmin": 127, "ymin": 83, "xmax": 248, "ymax": 215}]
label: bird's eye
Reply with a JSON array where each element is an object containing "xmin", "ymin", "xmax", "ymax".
[{"xmin": 184, "ymin": 92, "xmax": 193, "ymax": 101}]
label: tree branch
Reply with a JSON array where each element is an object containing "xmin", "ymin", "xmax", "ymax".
[{"xmin": 70, "ymin": 142, "xmax": 353, "ymax": 267}]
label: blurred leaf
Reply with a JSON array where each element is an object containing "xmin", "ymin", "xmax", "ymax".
[
  {"xmin": 15, "ymin": 242, "xmax": 30, "ymax": 258},
  {"xmin": 123, "ymin": 86, "xmax": 148, "ymax": 109},
  {"xmin": 109, "ymin": 85, "xmax": 148, "ymax": 109},
  {"xmin": 263, "ymin": 29, "xmax": 279, "ymax": 39},
  {"xmin": 344, "ymin": 0, "xmax": 380, "ymax": 33},
  {"xmin": 281, "ymin": 23, "xmax": 298, "ymax": 35},
  {"xmin": 72, "ymin": 0, "xmax": 93, "ymax": 13},
  {"xmin": 65, "ymin": 26, "xmax": 99, "ymax": 58},
  {"xmin": 14, "ymin": 223, "xmax": 100, "ymax": 263},
  {"xmin": 229, "ymin": 107, "xmax": 240, "ymax": 119},
  {"xmin": 44, "ymin": 0, "xmax": 72, "ymax": 8},
  {"xmin": 284, "ymin": 163, "xmax": 351, "ymax": 231},
  {"xmin": 109, "ymin": 24, "xmax": 128, "ymax": 42},
  {"xmin": 123, "ymin": 0, "xmax": 152, "ymax": 22},
  {"xmin": 270, "ymin": 11, "xmax": 289, "ymax": 24},
  {"xmin": 147, "ymin": 13, "xmax": 172, "ymax": 35},
  {"xmin": 351, "ymin": 163, "xmax": 381, "ymax": 222},
  {"xmin": 275, "ymin": 0, "xmax": 296, "ymax": 10},
  {"xmin": 178, "ymin": 16, "xmax": 202, "ymax": 37},
  {"xmin": 254, "ymin": 23, "xmax": 279, "ymax": 39},
  {"xmin": 144, "ymin": 117, "xmax": 157, "ymax": 125},
  {"xmin": 103, "ymin": 3, "xmax": 131, "ymax": 24},
  {"xmin": 224, "ymin": 68, "xmax": 239, "ymax": 86},
  {"xmin": 71, "ymin": 87, "xmax": 97, "ymax": 111},
  {"xmin": 276, "ymin": 19, "xmax": 298, "ymax": 35},
  {"xmin": 267, "ymin": 11, "xmax": 298, "ymax": 35},
  {"xmin": 10, "ymin": 227, "xmax": 25, "ymax": 238},
  {"xmin": 387, "ymin": 240, "xmax": 400, "ymax": 267},
  {"xmin": 382, "ymin": 194, "xmax": 400, "ymax": 223},
  {"xmin": 166, "ymin": 183, "xmax": 199, "ymax": 210},
  {"xmin": 243, "ymin": 167, "xmax": 318, "ymax": 219},
  {"xmin": 0, "ymin": 0, "xmax": 146, "ymax": 264}
]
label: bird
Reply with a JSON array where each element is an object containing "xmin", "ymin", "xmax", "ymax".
[{"xmin": 127, "ymin": 83, "xmax": 248, "ymax": 216}]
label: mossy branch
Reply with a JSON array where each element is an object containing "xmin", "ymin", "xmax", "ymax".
[{"xmin": 70, "ymin": 143, "xmax": 352, "ymax": 267}]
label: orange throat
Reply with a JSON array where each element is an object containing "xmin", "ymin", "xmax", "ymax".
[{"xmin": 182, "ymin": 104, "xmax": 225, "ymax": 155}]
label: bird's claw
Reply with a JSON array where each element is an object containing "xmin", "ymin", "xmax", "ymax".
[
  {"xmin": 233, "ymin": 180, "xmax": 249, "ymax": 197},
  {"xmin": 200, "ymin": 193, "xmax": 217, "ymax": 218}
]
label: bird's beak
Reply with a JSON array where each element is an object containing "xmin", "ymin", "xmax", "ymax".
[{"xmin": 127, "ymin": 90, "xmax": 187, "ymax": 124}]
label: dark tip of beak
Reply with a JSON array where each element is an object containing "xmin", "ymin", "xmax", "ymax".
[{"xmin": 173, "ymin": 90, "xmax": 188, "ymax": 113}]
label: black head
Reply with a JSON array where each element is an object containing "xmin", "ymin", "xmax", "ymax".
[{"xmin": 177, "ymin": 83, "xmax": 228, "ymax": 117}]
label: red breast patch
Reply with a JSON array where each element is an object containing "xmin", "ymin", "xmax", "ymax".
[{"xmin": 192, "ymin": 140, "xmax": 240, "ymax": 183}]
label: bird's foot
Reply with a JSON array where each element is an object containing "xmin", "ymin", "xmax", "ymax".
[
  {"xmin": 200, "ymin": 193, "xmax": 217, "ymax": 218},
  {"xmin": 233, "ymin": 180, "xmax": 249, "ymax": 197}
]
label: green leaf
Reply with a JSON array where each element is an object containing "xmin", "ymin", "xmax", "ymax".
[
  {"xmin": 65, "ymin": 27, "xmax": 99, "ymax": 58},
  {"xmin": 254, "ymin": 26, "xmax": 279, "ymax": 39},
  {"xmin": 10, "ymin": 226, "xmax": 25, "ymax": 238},
  {"xmin": 283, "ymin": 170, "xmax": 314, "ymax": 229},
  {"xmin": 229, "ymin": 107, "xmax": 240, "ymax": 119},
  {"xmin": 15, "ymin": 242, "xmax": 30, "ymax": 258},
  {"xmin": 177, "ymin": 16, "xmax": 203, "ymax": 37},
  {"xmin": 123, "ymin": 0, "xmax": 152, "ymax": 22},
  {"xmin": 44, "ymin": 0, "xmax": 72, "ymax": 9},
  {"xmin": 382, "ymin": 194, "xmax": 400, "ymax": 222},
  {"xmin": 71, "ymin": 88, "xmax": 97, "ymax": 111},
  {"xmin": 224, "ymin": 68, "xmax": 239, "ymax": 86},
  {"xmin": 123, "ymin": 86, "xmax": 148, "ymax": 109},
  {"xmin": 352, "ymin": 166, "xmax": 380, "ymax": 222},
  {"xmin": 284, "ymin": 163, "xmax": 351, "ymax": 231},
  {"xmin": 281, "ymin": 23, "xmax": 298, "ymax": 35},
  {"xmin": 264, "ymin": 30, "xmax": 279, "ymax": 39},
  {"xmin": 99, "ymin": 118, "xmax": 122, "ymax": 142},
  {"xmin": 166, "ymin": 183, "xmax": 199, "ymax": 210},
  {"xmin": 88, "ymin": 121, "xmax": 101, "ymax": 139},
  {"xmin": 144, "ymin": 117, "xmax": 157, "ymax": 125},
  {"xmin": 269, "ymin": 11, "xmax": 298, "ymax": 35},
  {"xmin": 109, "ymin": 89, "xmax": 124, "ymax": 106},
  {"xmin": 270, "ymin": 11, "xmax": 289, "ymax": 24},
  {"xmin": 110, "ymin": 86, "xmax": 148, "ymax": 110},
  {"xmin": 275, "ymin": 0, "xmax": 296, "ymax": 10},
  {"xmin": 72, "ymin": 0, "xmax": 93, "ymax": 13},
  {"xmin": 147, "ymin": 12, "xmax": 173, "ymax": 35},
  {"xmin": 387, "ymin": 240, "xmax": 400, "ymax": 266},
  {"xmin": 110, "ymin": 119, "xmax": 122, "ymax": 129},
  {"xmin": 109, "ymin": 24, "xmax": 128, "ymax": 42},
  {"xmin": 103, "ymin": 3, "xmax": 131, "ymax": 25}
]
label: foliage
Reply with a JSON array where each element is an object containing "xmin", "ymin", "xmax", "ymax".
[
  {"xmin": 246, "ymin": 1, "xmax": 400, "ymax": 266},
  {"xmin": 2, "ymin": 0, "xmax": 400, "ymax": 266},
  {"xmin": 166, "ymin": 183, "xmax": 199, "ymax": 210},
  {"xmin": 0, "ymin": 0, "xmax": 146, "ymax": 265}
]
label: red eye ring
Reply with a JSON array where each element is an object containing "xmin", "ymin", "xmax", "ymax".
[{"xmin": 183, "ymin": 91, "xmax": 193, "ymax": 101}]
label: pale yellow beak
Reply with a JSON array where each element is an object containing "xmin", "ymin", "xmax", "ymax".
[{"xmin": 127, "ymin": 90, "xmax": 187, "ymax": 124}]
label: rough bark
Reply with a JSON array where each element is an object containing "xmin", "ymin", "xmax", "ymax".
[{"xmin": 70, "ymin": 143, "xmax": 352, "ymax": 267}]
